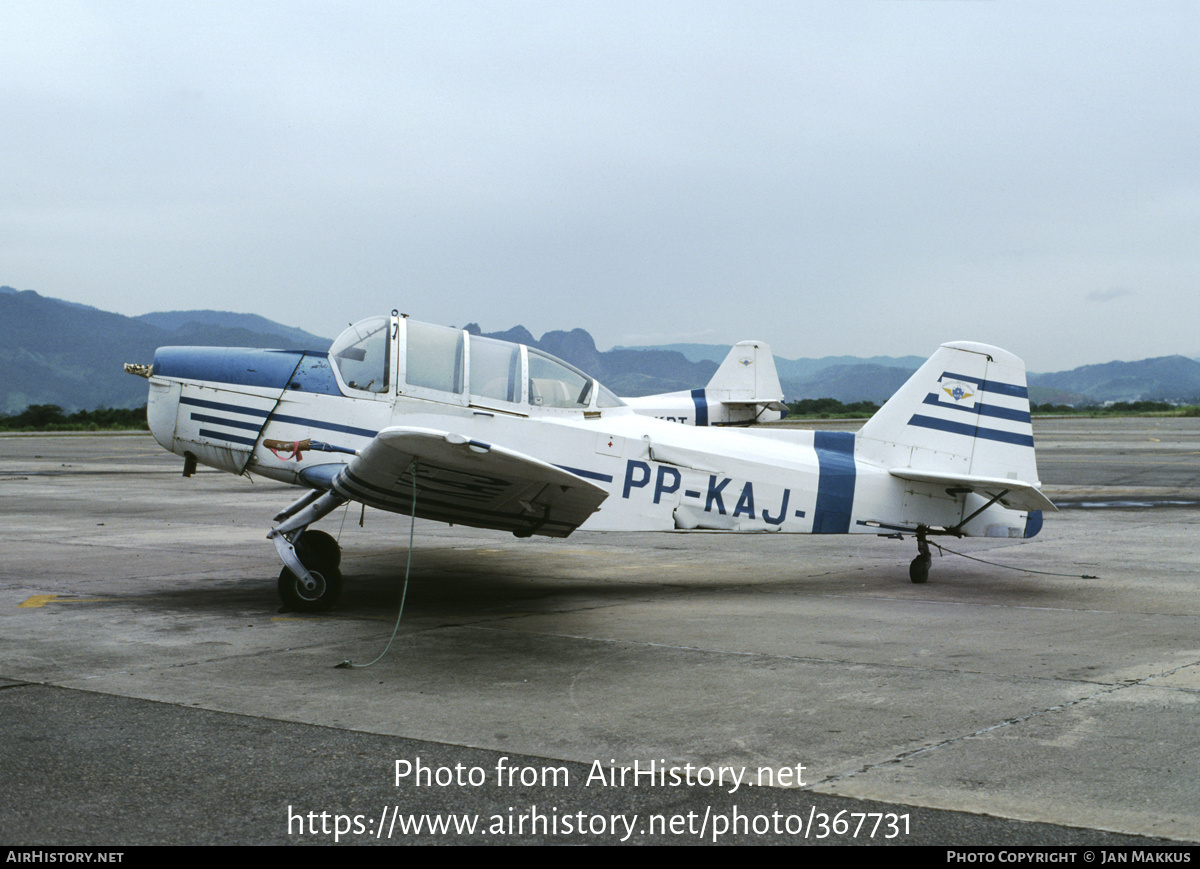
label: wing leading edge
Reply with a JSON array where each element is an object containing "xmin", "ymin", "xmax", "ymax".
[{"xmin": 331, "ymin": 427, "xmax": 609, "ymax": 538}]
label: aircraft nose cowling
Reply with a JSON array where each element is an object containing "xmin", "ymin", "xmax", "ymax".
[
  {"xmin": 145, "ymin": 346, "xmax": 312, "ymax": 473},
  {"xmin": 150, "ymin": 346, "xmax": 307, "ymax": 390}
]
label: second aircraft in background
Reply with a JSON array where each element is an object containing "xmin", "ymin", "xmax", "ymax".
[{"xmin": 623, "ymin": 340, "xmax": 787, "ymax": 426}]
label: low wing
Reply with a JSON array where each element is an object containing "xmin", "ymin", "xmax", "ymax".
[
  {"xmin": 331, "ymin": 427, "xmax": 609, "ymax": 538},
  {"xmin": 888, "ymin": 468, "xmax": 1057, "ymax": 513}
]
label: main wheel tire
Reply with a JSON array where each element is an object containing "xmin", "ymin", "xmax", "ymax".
[
  {"xmin": 296, "ymin": 529, "xmax": 341, "ymax": 568},
  {"xmin": 909, "ymin": 554, "xmax": 931, "ymax": 584},
  {"xmin": 278, "ymin": 564, "xmax": 343, "ymax": 612}
]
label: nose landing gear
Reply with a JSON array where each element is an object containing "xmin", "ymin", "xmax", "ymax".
[
  {"xmin": 277, "ymin": 529, "xmax": 344, "ymax": 612},
  {"xmin": 268, "ymin": 490, "xmax": 347, "ymax": 612}
]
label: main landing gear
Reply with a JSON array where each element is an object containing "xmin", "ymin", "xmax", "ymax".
[{"xmin": 909, "ymin": 528, "xmax": 932, "ymax": 584}]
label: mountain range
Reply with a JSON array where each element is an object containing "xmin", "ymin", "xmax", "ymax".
[
  {"xmin": 0, "ymin": 287, "xmax": 330, "ymax": 413},
  {"xmin": 3, "ymin": 285, "xmax": 1199, "ymax": 413}
]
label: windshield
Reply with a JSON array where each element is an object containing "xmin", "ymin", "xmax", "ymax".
[
  {"xmin": 527, "ymin": 349, "xmax": 593, "ymax": 408},
  {"xmin": 330, "ymin": 316, "xmax": 390, "ymax": 393}
]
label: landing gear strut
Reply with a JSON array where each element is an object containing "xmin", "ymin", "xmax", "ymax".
[{"xmin": 909, "ymin": 528, "xmax": 931, "ymax": 584}]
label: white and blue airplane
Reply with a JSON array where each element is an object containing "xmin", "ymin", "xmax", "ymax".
[
  {"xmin": 127, "ymin": 313, "xmax": 1054, "ymax": 612},
  {"xmin": 623, "ymin": 340, "xmax": 788, "ymax": 426}
]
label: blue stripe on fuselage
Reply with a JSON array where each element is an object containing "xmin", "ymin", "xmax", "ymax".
[
  {"xmin": 179, "ymin": 396, "xmax": 271, "ymax": 418},
  {"xmin": 813, "ymin": 431, "xmax": 856, "ymax": 534},
  {"xmin": 189, "ymin": 412, "xmax": 263, "ymax": 432},
  {"xmin": 691, "ymin": 389, "xmax": 709, "ymax": 426},
  {"xmin": 197, "ymin": 428, "xmax": 258, "ymax": 447},
  {"xmin": 179, "ymin": 396, "xmax": 377, "ymax": 441},
  {"xmin": 267, "ymin": 412, "xmax": 378, "ymax": 440}
]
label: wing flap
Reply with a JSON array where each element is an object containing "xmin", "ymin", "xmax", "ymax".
[
  {"xmin": 332, "ymin": 426, "xmax": 609, "ymax": 537},
  {"xmin": 888, "ymin": 468, "xmax": 1057, "ymax": 513}
]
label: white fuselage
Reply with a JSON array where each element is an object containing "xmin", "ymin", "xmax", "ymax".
[
  {"xmin": 147, "ymin": 373, "xmax": 1017, "ymax": 539},
  {"xmin": 141, "ymin": 315, "xmax": 1042, "ymax": 544}
]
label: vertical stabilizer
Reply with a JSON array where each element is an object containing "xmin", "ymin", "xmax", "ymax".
[
  {"xmin": 705, "ymin": 340, "xmax": 784, "ymax": 404},
  {"xmin": 856, "ymin": 341, "xmax": 1040, "ymax": 486}
]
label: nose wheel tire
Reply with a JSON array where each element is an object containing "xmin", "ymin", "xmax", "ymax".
[
  {"xmin": 296, "ymin": 529, "xmax": 342, "ymax": 568},
  {"xmin": 278, "ymin": 564, "xmax": 343, "ymax": 612}
]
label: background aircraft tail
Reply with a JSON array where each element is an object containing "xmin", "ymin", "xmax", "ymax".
[
  {"xmin": 623, "ymin": 340, "xmax": 786, "ymax": 425},
  {"xmin": 856, "ymin": 341, "xmax": 1049, "ymax": 515},
  {"xmin": 705, "ymin": 340, "xmax": 785, "ymax": 406}
]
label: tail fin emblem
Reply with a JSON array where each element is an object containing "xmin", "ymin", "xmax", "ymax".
[{"xmin": 940, "ymin": 378, "xmax": 976, "ymax": 404}]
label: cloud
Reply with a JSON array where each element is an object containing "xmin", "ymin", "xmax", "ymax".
[
  {"xmin": 1086, "ymin": 287, "xmax": 1136, "ymax": 303},
  {"xmin": 616, "ymin": 329, "xmax": 721, "ymax": 348}
]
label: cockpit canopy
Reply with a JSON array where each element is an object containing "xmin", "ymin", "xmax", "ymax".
[{"xmin": 329, "ymin": 316, "xmax": 625, "ymax": 412}]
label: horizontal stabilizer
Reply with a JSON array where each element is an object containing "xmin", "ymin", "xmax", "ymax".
[
  {"xmin": 720, "ymin": 400, "xmax": 788, "ymax": 412},
  {"xmin": 888, "ymin": 468, "xmax": 1057, "ymax": 514}
]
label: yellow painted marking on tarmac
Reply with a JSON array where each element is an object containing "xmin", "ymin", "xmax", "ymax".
[
  {"xmin": 468, "ymin": 547, "xmax": 595, "ymax": 556},
  {"xmin": 18, "ymin": 595, "xmax": 58, "ymax": 608},
  {"xmin": 18, "ymin": 595, "xmax": 114, "ymax": 608},
  {"xmin": 270, "ymin": 614, "xmax": 393, "ymax": 622}
]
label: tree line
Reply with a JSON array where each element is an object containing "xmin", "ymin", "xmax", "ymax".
[
  {"xmin": 3, "ymin": 399, "xmax": 1198, "ymax": 431},
  {"xmin": 0, "ymin": 404, "xmax": 148, "ymax": 431},
  {"xmin": 784, "ymin": 398, "xmax": 881, "ymax": 418},
  {"xmin": 786, "ymin": 398, "xmax": 1200, "ymax": 418},
  {"xmin": 1030, "ymin": 401, "xmax": 1200, "ymax": 416}
]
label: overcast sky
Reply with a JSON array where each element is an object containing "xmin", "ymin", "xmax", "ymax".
[{"xmin": 3, "ymin": 1, "xmax": 1196, "ymax": 371}]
